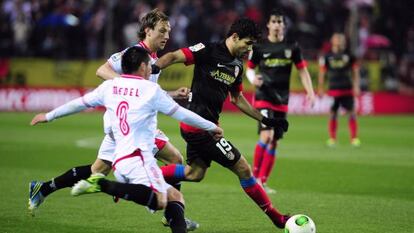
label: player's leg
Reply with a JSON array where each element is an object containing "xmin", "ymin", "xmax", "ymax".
[
  {"xmin": 199, "ymin": 135, "xmax": 288, "ymax": 228},
  {"xmin": 344, "ymin": 96, "xmax": 360, "ymax": 146},
  {"xmin": 327, "ymin": 98, "xmax": 340, "ymax": 146},
  {"xmin": 155, "ymin": 141, "xmax": 183, "ymax": 165},
  {"xmin": 154, "ymin": 131, "xmax": 184, "ymax": 189},
  {"xmin": 28, "ymin": 164, "xmax": 92, "ymax": 215},
  {"xmin": 156, "ymin": 141, "xmax": 184, "ymax": 190},
  {"xmin": 229, "ymin": 155, "xmax": 289, "ymax": 228},
  {"xmin": 161, "ymin": 158, "xmax": 208, "ymax": 183},
  {"xmin": 29, "ymin": 133, "xmax": 115, "ymax": 215},
  {"xmin": 253, "ymin": 109, "xmax": 271, "ymax": 177},
  {"xmin": 253, "ymin": 130, "xmax": 270, "ymax": 177},
  {"xmin": 257, "ymin": 136, "xmax": 277, "ymax": 194},
  {"xmin": 257, "ymin": 111, "xmax": 285, "ymax": 193},
  {"xmin": 154, "ymin": 131, "xmax": 199, "ymax": 231},
  {"xmin": 165, "ymin": 187, "xmax": 188, "ymax": 233},
  {"xmin": 160, "ymin": 160, "xmax": 203, "ymax": 231},
  {"xmin": 72, "ymin": 172, "xmax": 165, "ymax": 210},
  {"xmin": 161, "ymin": 134, "xmax": 209, "ymax": 183},
  {"xmin": 73, "ymin": 151, "xmax": 168, "ymax": 210}
]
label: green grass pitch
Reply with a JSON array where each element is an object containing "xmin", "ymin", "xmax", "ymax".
[{"xmin": 0, "ymin": 112, "xmax": 413, "ymax": 233}]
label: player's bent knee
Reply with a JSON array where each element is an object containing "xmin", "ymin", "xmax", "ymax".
[
  {"xmin": 167, "ymin": 187, "xmax": 184, "ymax": 203},
  {"xmin": 169, "ymin": 151, "xmax": 183, "ymax": 164},
  {"xmin": 157, "ymin": 145, "xmax": 183, "ymax": 164},
  {"xmin": 155, "ymin": 192, "xmax": 168, "ymax": 210},
  {"xmin": 91, "ymin": 159, "xmax": 112, "ymax": 175}
]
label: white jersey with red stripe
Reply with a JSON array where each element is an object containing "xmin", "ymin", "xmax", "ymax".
[
  {"xmin": 82, "ymin": 74, "xmax": 179, "ymax": 161},
  {"xmin": 107, "ymin": 41, "xmax": 160, "ymax": 83},
  {"xmin": 104, "ymin": 42, "xmax": 160, "ymax": 135}
]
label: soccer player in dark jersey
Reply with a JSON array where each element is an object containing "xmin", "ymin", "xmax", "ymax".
[
  {"xmin": 153, "ymin": 18, "xmax": 291, "ymax": 229},
  {"xmin": 246, "ymin": 9, "xmax": 315, "ymax": 194},
  {"xmin": 318, "ymin": 33, "xmax": 361, "ymax": 147}
]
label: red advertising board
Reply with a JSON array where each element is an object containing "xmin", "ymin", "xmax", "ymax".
[{"xmin": 1, "ymin": 87, "xmax": 413, "ymax": 114}]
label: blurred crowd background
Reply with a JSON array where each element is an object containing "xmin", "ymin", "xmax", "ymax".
[{"xmin": 1, "ymin": 0, "xmax": 413, "ymax": 93}]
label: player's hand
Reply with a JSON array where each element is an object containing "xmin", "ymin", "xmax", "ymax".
[
  {"xmin": 173, "ymin": 87, "xmax": 190, "ymax": 99},
  {"xmin": 253, "ymin": 75, "xmax": 263, "ymax": 87},
  {"xmin": 306, "ymin": 92, "xmax": 316, "ymax": 108},
  {"xmin": 210, "ymin": 127, "xmax": 224, "ymax": 140},
  {"xmin": 261, "ymin": 117, "xmax": 289, "ymax": 132},
  {"xmin": 30, "ymin": 113, "xmax": 48, "ymax": 126}
]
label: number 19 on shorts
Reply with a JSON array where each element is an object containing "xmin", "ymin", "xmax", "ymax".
[{"xmin": 216, "ymin": 138, "xmax": 232, "ymax": 155}]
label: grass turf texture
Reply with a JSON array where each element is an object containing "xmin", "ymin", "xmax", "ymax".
[{"xmin": 0, "ymin": 112, "xmax": 413, "ymax": 233}]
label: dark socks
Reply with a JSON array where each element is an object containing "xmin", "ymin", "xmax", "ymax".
[
  {"xmin": 165, "ymin": 201, "xmax": 187, "ymax": 233},
  {"xmin": 98, "ymin": 179, "xmax": 158, "ymax": 210},
  {"xmin": 40, "ymin": 165, "xmax": 92, "ymax": 197}
]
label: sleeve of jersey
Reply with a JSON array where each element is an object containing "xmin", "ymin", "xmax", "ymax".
[
  {"xmin": 292, "ymin": 45, "xmax": 308, "ymax": 70},
  {"xmin": 180, "ymin": 48, "xmax": 195, "ymax": 66},
  {"xmin": 45, "ymin": 98, "xmax": 89, "ymax": 121},
  {"xmin": 318, "ymin": 56, "xmax": 327, "ymax": 72},
  {"xmin": 351, "ymin": 55, "xmax": 360, "ymax": 70},
  {"xmin": 154, "ymin": 86, "xmax": 181, "ymax": 114},
  {"xmin": 170, "ymin": 107, "xmax": 217, "ymax": 131},
  {"xmin": 247, "ymin": 49, "xmax": 258, "ymax": 69},
  {"xmin": 230, "ymin": 81, "xmax": 243, "ymax": 93},
  {"xmin": 107, "ymin": 51, "xmax": 124, "ymax": 74},
  {"xmin": 45, "ymin": 84, "xmax": 105, "ymax": 121}
]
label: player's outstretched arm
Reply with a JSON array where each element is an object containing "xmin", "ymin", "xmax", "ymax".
[
  {"xmin": 230, "ymin": 90, "xmax": 263, "ymax": 121},
  {"xmin": 96, "ymin": 62, "xmax": 119, "ymax": 80},
  {"xmin": 169, "ymin": 106, "xmax": 222, "ymax": 137},
  {"xmin": 155, "ymin": 49, "xmax": 186, "ymax": 69},
  {"xmin": 30, "ymin": 97, "xmax": 90, "ymax": 126}
]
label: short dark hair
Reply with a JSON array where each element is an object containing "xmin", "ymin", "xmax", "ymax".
[
  {"xmin": 137, "ymin": 9, "xmax": 169, "ymax": 41},
  {"xmin": 227, "ymin": 18, "xmax": 260, "ymax": 40},
  {"xmin": 268, "ymin": 9, "xmax": 286, "ymax": 23},
  {"xmin": 121, "ymin": 46, "xmax": 150, "ymax": 74}
]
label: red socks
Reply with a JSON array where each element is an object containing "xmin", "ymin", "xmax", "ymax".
[
  {"xmin": 160, "ymin": 164, "xmax": 185, "ymax": 184},
  {"xmin": 349, "ymin": 115, "xmax": 358, "ymax": 139},
  {"xmin": 241, "ymin": 177, "xmax": 285, "ymax": 227},
  {"xmin": 329, "ymin": 117, "xmax": 338, "ymax": 140},
  {"xmin": 253, "ymin": 141, "xmax": 266, "ymax": 177},
  {"xmin": 258, "ymin": 149, "xmax": 276, "ymax": 184}
]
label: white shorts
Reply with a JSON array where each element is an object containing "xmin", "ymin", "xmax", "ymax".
[
  {"xmin": 98, "ymin": 130, "xmax": 169, "ymax": 163},
  {"xmin": 113, "ymin": 150, "xmax": 171, "ymax": 194}
]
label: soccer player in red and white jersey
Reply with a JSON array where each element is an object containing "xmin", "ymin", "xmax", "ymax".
[
  {"xmin": 318, "ymin": 33, "xmax": 361, "ymax": 147},
  {"xmin": 31, "ymin": 47, "xmax": 223, "ymax": 233},
  {"xmin": 94, "ymin": 8, "xmax": 188, "ymax": 181},
  {"xmin": 28, "ymin": 9, "xmax": 198, "ymax": 230},
  {"xmin": 153, "ymin": 18, "xmax": 291, "ymax": 229},
  {"xmin": 246, "ymin": 9, "xmax": 315, "ymax": 194}
]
